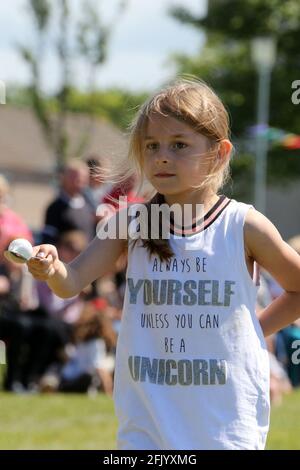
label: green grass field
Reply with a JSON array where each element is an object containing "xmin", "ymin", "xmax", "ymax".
[{"xmin": 0, "ymin": 380, "xmax": 299, "ymax": 449}]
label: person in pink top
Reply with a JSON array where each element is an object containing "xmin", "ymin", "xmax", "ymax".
[{"xmin": 0, "ymin": 175, "xmax": 33, "ymax": 260}]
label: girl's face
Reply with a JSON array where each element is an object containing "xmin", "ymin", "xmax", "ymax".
[{"xmin": 142, "ymin": 113, "xmax": 215, "ymax": 203}]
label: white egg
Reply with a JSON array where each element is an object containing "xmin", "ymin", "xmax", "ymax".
[{"xmin": 7, "ymin": 238, "xmax": 33, "ymax": 261}]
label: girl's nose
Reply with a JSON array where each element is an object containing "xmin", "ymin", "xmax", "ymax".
[
  {"xmin": 156, "ymin": 156, "xmax": 169, "ymax": 164},
  {"xmin": 155, "ymin": 147, "xmax": 171, "ymax": 164}
]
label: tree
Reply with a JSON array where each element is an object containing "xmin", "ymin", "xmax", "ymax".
[
  {"xmin": 64, "ymin": 88, "xmax": 148, "ymax": 130},
  {"xmin": 170, "ymin": 0, "xmax": 300, "ymax": 200},
  {"xmin": 18, "ymin": 0, "xmax": 127, "ymax": 170}
]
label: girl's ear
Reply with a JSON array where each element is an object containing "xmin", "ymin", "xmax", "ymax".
[{"xmin": 218, "ymin": 139, "xmax": 232, "ymax": 161}]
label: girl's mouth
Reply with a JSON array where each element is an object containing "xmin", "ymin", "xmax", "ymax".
[{"xmin": 154, "ymin": 173, "xmax": 175, "ymax": 178}]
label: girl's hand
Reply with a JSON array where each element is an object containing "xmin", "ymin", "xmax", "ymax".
[{"xmin": 27, "ymin": 244, "xmax": 60, "ymax": 281}]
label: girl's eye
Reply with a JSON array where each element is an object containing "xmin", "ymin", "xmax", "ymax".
[
  {"xmin": 173, "ymin": 142, "xmax": 187, "ymax": 149},
  {"xmin": 146, "ymin": 143, "xmax": 158, "ymax": 151}
]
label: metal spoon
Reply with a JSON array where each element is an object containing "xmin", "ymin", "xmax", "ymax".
[{"xmin": 4, "ymin": 250, "xmax": 30, "ymax": 264}]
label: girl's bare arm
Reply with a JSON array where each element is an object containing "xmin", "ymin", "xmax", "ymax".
[
  {"xmin": 245, "ymin": 209, "xmax": 300, "ymax": 337},
  {"xmin": 27, "ymin": 211, "xmax": 127, "ymax": 298}
]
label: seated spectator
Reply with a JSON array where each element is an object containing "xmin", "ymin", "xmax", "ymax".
[{"xmin": 40, "ymin": 301, "xmax": 116, "ymax": 396}]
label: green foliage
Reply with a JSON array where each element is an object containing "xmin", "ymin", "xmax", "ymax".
[
  {"xmin": 197, "ymin": 0, "xmax": 300, "ymax": 42},
  {"xmin": 170, "ymin": 0, "xmax": 300, "ymax": 200},
  {"xmin": 65, "ymin": 88, "xmax": 148, "ymax": 130}
]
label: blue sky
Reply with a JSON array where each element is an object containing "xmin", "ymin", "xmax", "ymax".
[{"xmin": 0, "ymin": 0, "xmax": 207, "ymax": 92}]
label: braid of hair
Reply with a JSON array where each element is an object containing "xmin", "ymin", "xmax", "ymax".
[{"xmin": 131, "ymin": 193, "xmax": 174, "ymax": 262}]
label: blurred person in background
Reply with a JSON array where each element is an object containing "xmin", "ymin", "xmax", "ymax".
[
  {"xmin": 0, "ymin": 172, "xmax": 37, "ymax": 390},
  {"xmin": 102, "ymin": 174, "xmax": 145, "ymax": 210},
  {"xmin": 0, "ymin": 234, "xmax": 39, "ymax": 391},
  {"xmin": 40, "ymin": 300, "xmax": 116, "ymax": 396},
  {"xmin": 41, "ymin": 160, "xmax": 95, "ymax": 245},
  {"xmin": 84, "ymin": 155, "xmax": 113, "ymax": 213},
  {"xmin": 0, "ymin": 174, "xmax": 33, "ymax": 260},
  {"xmin": 41, "ymin": 159, "xmax": 101, "ymax": 299},
  {"xmin": 0, "ymin": 231, "xmax": 88, "ymax": 392},
  {"xmin": 25, "ymin": 230, "xmax": 91, "ymax": 389}
]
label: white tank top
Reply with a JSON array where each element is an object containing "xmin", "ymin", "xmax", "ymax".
[{"xmin": 113, "ymin": 196, "xmax": 270, "ymax": 450}]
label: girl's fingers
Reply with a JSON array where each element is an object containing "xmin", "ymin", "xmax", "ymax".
[
  {"xmin": 27, "ymin": 245, "xmax": 58, "ymax": 281},
  {"xmin": 32, "ymin": 246, "xmax": 43, "ymax": 258},
  {"xmin": 31, "ymin": 245, "xmax": 58, "ymax": 260},
  {"xmin": 28, "ymin": 263, "xmax": 56, "ymax": 280},
  {"xmin": 28, "ymin": 257, "xmax": 52, "ymax": 271}
]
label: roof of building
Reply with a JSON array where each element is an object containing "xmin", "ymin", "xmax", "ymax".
[{"xmin": 0, "ymin": 105, "xmax": 127, "ymax": 181}]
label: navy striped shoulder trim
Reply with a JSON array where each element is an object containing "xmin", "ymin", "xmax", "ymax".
[{"xmin": 170, "ymin": 195, "xmax": 231, "ymax": 237}]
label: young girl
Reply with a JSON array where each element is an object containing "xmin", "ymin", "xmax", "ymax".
[{"xmin": 26, "ymin": 79, "xmax": 300, "ymax": 450}]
